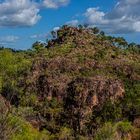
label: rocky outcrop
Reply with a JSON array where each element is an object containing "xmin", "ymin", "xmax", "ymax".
[
  {"xmin": 47, "ymin": 26, "xmax": 95, "ymax": 48},
  {"xmin": 133, "ymin": 117, "xmax": 140, "ymax": 128},
  {"xmin": 64, "ymin": 76, "xmax": 125, "ymax": 133}
]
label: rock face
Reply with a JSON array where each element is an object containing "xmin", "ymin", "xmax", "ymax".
[
  {"xmin": 24, "ymin": 60, "xmax": 125, "ymax": 132},
  {"xmin": 134, "ymin": 117, "xmax": 140, "ymax": 128},
  {"xmin": 0, "ymin": 94, "xmax": 10, "ymax": 112},
  {"xmin": 67, "ymin": 76, "xmax": 124, "ymax": 106},
  {"xmin": 64, "ymin": 76, "xmax": 125, "ymax": 133},
  {"xmin": 22, "ymin": 54, "xmax": 126, "ymax": 133}
]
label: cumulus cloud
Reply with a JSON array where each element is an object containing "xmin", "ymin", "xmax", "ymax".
[
  {"xmin": 84, "ymin": 0, "xmax": 140, "ymax": 33},
  {"xmin": 43, "ymin": 0, "xmax": 69, "ymax": 9},
  {"xmin": 0, "ymin": 0, "xmax": 41, "ymax": 27},
  {"xmin": 84, "ymin": 8, "xmax": 106, "ymax": 24},
  {"xmin": 0, "ymin": 35, "xmax": 19, "ymax": 43},
  {"xmin": 66, "ymin": 19, "xmax": 79, "ymax": 26},
  {"xmin": 0, "ymin": 0, "xmax": 70, "ymax": 27}
]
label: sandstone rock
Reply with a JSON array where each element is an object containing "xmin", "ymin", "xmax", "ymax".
[
  {"xmin": 133, "ymin": 117, "xmax": 140, "ymax": 128},
  {"xmin": 64, "ymin": 76, "xmax": 125, "ymax": 133}
]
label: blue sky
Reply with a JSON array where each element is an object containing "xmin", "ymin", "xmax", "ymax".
[{"xmin": 0, "ymin": 0, "xmax": 140, "ymax": 49}]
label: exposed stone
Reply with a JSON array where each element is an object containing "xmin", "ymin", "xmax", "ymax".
[
  {"xmin": 133, "ymin": 117, "xmax": 140, "ymax": 128},
  {"xmin": 64, "ymin": 76, "xmax": 125, "ymax": 133}
]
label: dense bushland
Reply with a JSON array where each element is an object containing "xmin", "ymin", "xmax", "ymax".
[{"xmin": 0, "ymin": 25, "xmax": 140, "ymax": 140}]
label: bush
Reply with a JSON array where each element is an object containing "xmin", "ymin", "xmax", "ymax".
[
  {"xmin": 115, "ymin": 121, "xmax": 135, "ymax": 140},
  {"xmin": 58, "ymin": 127, "xmax": 74, "ymax": 140},
  {"xmin": 95, "ymin": 122, "xmax": 117, "ymax": 140},
  {"xmin": 95, "ymin": 121, "xmax": 135, "ymax": 140},
  {"xmin": 0, "ymin": 98, "xmax": 18, "ymax": 140},
  {"xmin": 11, "ymin": 116, "xmax": 48, "ymax": 140}
]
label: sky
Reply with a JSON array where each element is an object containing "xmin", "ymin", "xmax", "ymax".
[{"xmin": 0, "ymin": 0, "xmax": 140, "ymax": 49}]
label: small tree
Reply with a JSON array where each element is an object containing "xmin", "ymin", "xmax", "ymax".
[
  {"xmin": 58, "ymin": 127, "xmax": 74, "ymax": 140},
  {"xmin": 115, "ymin": 37, "xmax": 128, "ymax": 48},
  {"xmin": 78, "ymin": 24, "xmax": 84, "ymax": 29},
  {"xmin": 32, "ymin": 41, "xmax": 45, "ymax": 52},
  {"xmin": 51, "ymin": 30, "xmax": 57, "ymax": 39},
  {"xmin": 92, "ymin": 27, "xmax": 100, "ymax": 34},
  {"xmin": 83, "ymin": 23, "xmax": 89, "ymax": 28},
  {"xmin": 128, "ymin": 42, "xmax": 136, "ymax": 48},
  {"xmin": 128, "ymin": 43, "xmax": 140, "ymax": 54},
  {"xmin": 0, "ymin": 96, "xmax": 17, "ymax": 140},
  {"xmin": 100, "ymin": 31, "xmax": 105, "ymax": 36},
  {"xmin": 95, "ymin": 122, "xmax": 117, "ymax": 140}
]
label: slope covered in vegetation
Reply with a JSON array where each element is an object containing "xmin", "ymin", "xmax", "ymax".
[{"xmin": 0, "ymin": 25, "xmax": 140, "ymax": 140}]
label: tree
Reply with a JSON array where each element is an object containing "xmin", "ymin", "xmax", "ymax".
[
  {"xmin": 115, "ymin": 37, "xmax": 128, "ymax": 48},
  {"xmin": 100, "ymin": 31, "xmax": 105, "ymax": 36},
  {"xmin": 32, "ymin": 41, "xmax": 45, "ymax": 52},
  {"xmin": 128, "ymin": 42, "xmax": 136, "ymax": 48},
  {"xmin": 95, "ymin": 122, "xmax": 134, "ymax": 140},
  {"xmin": 0, "ymin": 46, "xmax": 4, "ymax": 50},
  {"xmin": 51, "ymin": 30, "xmax": 57, "ymax": 39},
  {"xmin": 62, "ymin": 25, "xmax": 69, "ymax": 29},
  {"xmin": 78, "ymin": 24, "xmax": 84, "ymax": 29},
  {"xmin": 95, "ymin": 123, "xmax": 117, "ymax": 140},
  {"xmin": 127, "ymin": 42, "xmax": 140, "ymax": 53},
  {"xmin": 83, "ymin": 23, "xmax": 89, "ymax": 28},
  {"xmin": 58, "ymin": 127, "xmax": 74, "ymax": 140},
  {"xmin": 0, "ymin": 95, "xmax": 16, "ymax": 140},
  {"xmin": 92, "ymin": 27, "xmax": 100, "ymax": 34}
]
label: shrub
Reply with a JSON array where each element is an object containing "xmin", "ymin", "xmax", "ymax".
[
  {"xmin": 0, "ymin": 98, "xmax": 17, "ymax": 140},
  {"xmin": 58, "ymin": 127, "xmax": 74, "ymax": 140},
  {"xmin": 11, "ymin": 116, "xmax": 48, "ymax": 140},
  {"xmin": 116, "ymin": 121, "xmax": 133, "ymax": 136},
  {"xmin": 95, "ymin": 122, "xmax": 117, "ymax": 140},
  {"xmin": 95, "ymin": 121, "xmax": 134, "ymax": 140}
]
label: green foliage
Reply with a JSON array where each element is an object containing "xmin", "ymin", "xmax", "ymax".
[
  {"xmin": 127, "ymin": 43, "xmax": 140, "ymax": 54},
  {"xmin": 0, "ymin": 76, "xmax": 2, "ymax": 92},
  {"xmin": 0, "ymin": 26, "xmax": 140, "ymax": 139},
  {"xmin": 20, "ymin": 93, "xmax": 38, "ymax": 106},
  {"xmin": 95, "ymin": 121, "xmax": 134, "ymax": 140},
  {"xmin": 32, "ymin": 41, "xmax": 46, "ymax": 53},
  {"xmin": 0, "ymin": 48, "xmax": 32, "ymax": 105},
  {"xmin": 91, "ymin": 27, "xmax": 100, "ymax": 34},
  {"xmin": 11, "ymin": 116, "xmax": 48, "ymax": 140},
  {"xmin": 94, "ymin": 49, "xmax": 107, "ymax": 60},
  {"xmin": 116, "ymin": 121, "xmax": 133, "ymax": 135},
  {"xmin": 95, "ymin": 122, "xmax": 117, "ymax": 140},
  {"xmin": 58, "ymin": 127, "xmax": 74, "ymax": 140},
  {"xmin": 100, "ymin": 31, "xmax": 105, "ymax": 36},
  {"xmin": 92, "ymin": 100, "xmax": 122, "ymax": 125},
  {"xmin": 115, "ymin": 37, "xmax": 128, "ymax": 48},
  {"xmin": 0, "ymin": 98, "xmax": 13, "ymax": 140}
]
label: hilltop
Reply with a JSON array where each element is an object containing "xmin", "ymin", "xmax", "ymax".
[{"xmin": 0, "ymin": 25, "xmax": 140, "ymax": 140}]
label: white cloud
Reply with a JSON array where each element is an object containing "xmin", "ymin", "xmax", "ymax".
[
  {"xmin": 43, "ymin": 0, "xmax": 69, "ymax": 8},
  {"xmin": 84, "ymin": 0, "xmax": 140, "ymax": 33},
  {"xmin": 53, "ymin": 26, "xmax": 60, "ymax": 31},
  {"xmin": 84, "ymin": 8, "xmax": 106, "ymax": 24},
  {"xmin": 0, "ymin": 35, "xmax": 19, "ymax": 43},
  {"xmin": 30, "ymin": 33, "xmax": 47, "ymax": 39},
  {"xmin": 0, "ymin": 0, "xmax": 70, "ymax": 27},
  {"xmin": 0, "ymin": 0, "xmax": 41, "ymax": 27},
  {"xmin": 66, "ymin": 19, "xmax": 79, "ymax": 26},
  {"xmin": 133, "ymin": 21, "xmax": 140, "ymax": 32}
]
